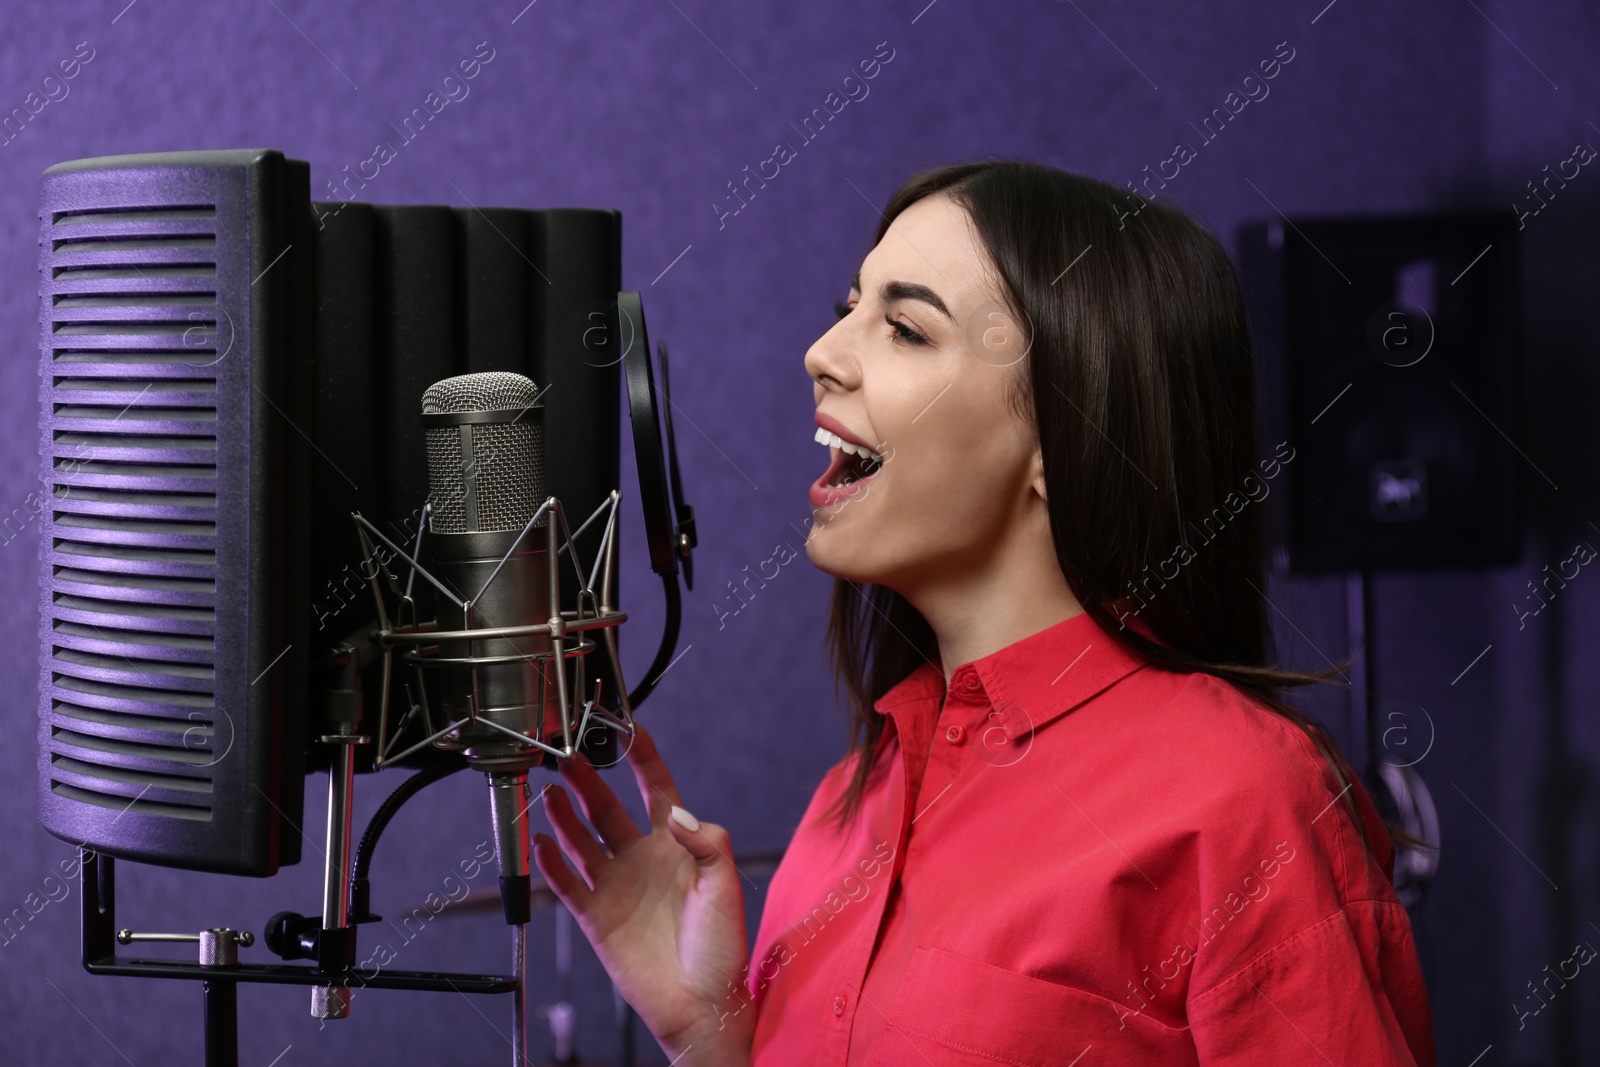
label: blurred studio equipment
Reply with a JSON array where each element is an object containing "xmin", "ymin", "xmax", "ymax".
[
  {"xmin": 1240, "ymin": 210, "xmax": 1522, "ymax": 914},
  {"xmin": 35, "ymin": 149, "xmax": 697, "ymax": 1066}
]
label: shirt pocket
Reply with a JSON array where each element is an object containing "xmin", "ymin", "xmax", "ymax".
[{"xmin": 880, "ymin": 945, "xmax": 1198, "ymax": 1067}]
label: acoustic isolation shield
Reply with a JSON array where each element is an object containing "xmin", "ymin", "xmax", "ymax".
[
  {"xmin": 1237, "ymin": 211, "xmax": 1521, "ymax": 573},
  {"xmin": 37, "ymin": 149, "xmax": 622, "ymax": 875},
  {"xmin": 38, "ymin": 149, "xmax": 314, "ymax": 876}
]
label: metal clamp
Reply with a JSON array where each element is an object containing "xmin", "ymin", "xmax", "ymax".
[{"xmin": 116, "ymin": 928, "xmax": 253, "ymax": 967}]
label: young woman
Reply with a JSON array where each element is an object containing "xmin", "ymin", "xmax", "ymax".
[{"xmin": 532, "ymin": 160, "xmax": 1436, "ymax": 1066}]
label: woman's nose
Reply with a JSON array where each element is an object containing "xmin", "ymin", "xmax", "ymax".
[{"xmin": 804, "ymin": 321, "xmax": 859, "ymax": 395}]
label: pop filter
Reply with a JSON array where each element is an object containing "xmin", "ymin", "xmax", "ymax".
[{"xmin": 618, "ymin": 291, "xmax": 696, "ymax": 709}]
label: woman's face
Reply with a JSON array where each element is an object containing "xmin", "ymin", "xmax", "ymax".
[{"xmin": 802, "ymin": 193, "xmax": 1041, "ymax": 592}]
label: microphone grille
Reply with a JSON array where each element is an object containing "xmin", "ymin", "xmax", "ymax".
[
  {"xmin": 422, "ymin": 371, "xmax": 539, "ymax": 415},
  {"xmin": 422, "ymin": 372, "xmax": 546, "ymax": 534}
]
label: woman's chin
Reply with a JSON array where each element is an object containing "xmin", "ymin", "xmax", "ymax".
[
  {"xmin": 802, "ymin": 526, "xmax": 839, "ymax": 570},
  {"xmin": 803, "ymin": 529, "xmax": 889, "ymax": 586},
  {"xmin": 803, "ymin": 524, "xmax": 856, "ymax": 578}
]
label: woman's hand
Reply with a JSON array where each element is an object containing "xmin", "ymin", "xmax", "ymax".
[{"xmin": 533, "ymin": 724, "xmax": 753, "ymax": 1065}]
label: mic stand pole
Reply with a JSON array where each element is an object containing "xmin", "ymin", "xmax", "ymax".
[
  {"xmin": 313, "ymin": 642, "xmax": 370, "ymax": 1020},
  {"xmin": 314, "ymin": 733, "xmax": 360, "ymax": 1021},
  {"xmin": 614, "ymin": 983, "xmax": 636, "ymax": 1067},
  {"xmin": 513, "ymin": 923, "xmax": 529, "ymax": 1067}
]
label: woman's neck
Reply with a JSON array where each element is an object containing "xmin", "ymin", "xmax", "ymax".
[{"xmin": 904, "ymin": 514, "xmax": 1084, "ymax": 688}]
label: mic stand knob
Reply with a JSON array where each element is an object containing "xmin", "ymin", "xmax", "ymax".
[{"xmin": 312, "ymin": 984, "xmax": 351, "ymax": 1021}]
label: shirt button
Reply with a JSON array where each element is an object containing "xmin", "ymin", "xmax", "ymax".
[
  {"xmin": 963, "ymin": 673, "xmax": 981, "ymax": 692},
  {"xmin": 945, "ymin": 724, "xmax": 966, "ymax": 744},
  {"xmin": 834, "ymin": 994, "xmax": 847, "ymax": 1016}
]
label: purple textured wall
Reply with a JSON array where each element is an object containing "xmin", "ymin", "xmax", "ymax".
[{"xmin": 1, "ymin": 1, "xmax": 1597, "ymax": 1064}]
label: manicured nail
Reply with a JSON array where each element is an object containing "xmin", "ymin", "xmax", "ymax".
[{"xmin": 670, "ymin": 805, "xmax": 700, "ymax": 832}]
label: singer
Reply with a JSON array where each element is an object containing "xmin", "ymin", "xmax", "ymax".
[{"xmin": 532, "ymin": 160, "xmax": 1436, "ymax": 1065}]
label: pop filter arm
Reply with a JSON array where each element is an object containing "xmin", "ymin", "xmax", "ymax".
[
  {"xmin": 658, "ymin": 339, "xmax": 697, "ymax": 591},
  {"xmin": 618, "ymin": 291, "xmax": 696, "ymax": 708}
]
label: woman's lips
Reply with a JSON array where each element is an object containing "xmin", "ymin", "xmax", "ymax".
[
  {"xmin": 809, "ymin": 448, "xmax": 881, "ymax": 508},
  {"xmin": 815, "ymin": 411, "xmax": 879, "ymax": 454}
]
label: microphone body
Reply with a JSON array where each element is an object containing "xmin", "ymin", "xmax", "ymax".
[
  {"xmin": 422, "ymin": 372, "xmax": 553, "ymax": 923},
  {"xmin": 430, "ymin": 530, "xmax": 551, "ymax": 757}
]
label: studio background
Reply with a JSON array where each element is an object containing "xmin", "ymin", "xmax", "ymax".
[{"xmin": 1, "ymin": 1, "xmax": 1597, "ymax": 1064}]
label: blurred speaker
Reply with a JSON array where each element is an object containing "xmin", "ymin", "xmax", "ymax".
[{"xmin": 1238, "ymin": 211, "xmax": 1521, "ymax": 573}]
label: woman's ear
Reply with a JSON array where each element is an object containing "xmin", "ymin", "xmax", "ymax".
[{"xmin": 1029, "ymin": 447, "xmax": 1048, "ymax": 502}]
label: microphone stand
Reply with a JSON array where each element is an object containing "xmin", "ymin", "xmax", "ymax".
[{"xmin": 77, "ymin": 493, "xmax": 634, "ymax": 1067}]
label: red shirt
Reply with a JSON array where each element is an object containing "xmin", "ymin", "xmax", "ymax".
[{"xmin": 745, "ymin": 610, "xmax": 1435, "ymax": 1065}]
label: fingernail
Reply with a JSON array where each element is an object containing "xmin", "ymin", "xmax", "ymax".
[{"xmin": 670, "ymin": 805, "xmax": 700, "ymax": 832}]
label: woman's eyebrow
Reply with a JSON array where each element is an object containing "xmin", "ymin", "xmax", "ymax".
[{"xmin": 848, "ymin": 271, "xmax": 953, "ymax": 322}]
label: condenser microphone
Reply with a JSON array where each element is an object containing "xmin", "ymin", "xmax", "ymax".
[{"xmin": 421, "ymin": 370, "xmax": 554, "ymax": 924}]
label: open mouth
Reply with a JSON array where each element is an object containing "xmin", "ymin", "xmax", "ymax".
[
  {"xmin": 815, "ymin": 426, "xmax": 884, "ymax": 486},
  {"xmin": 809, "ymin": 426, "xmax": 884, "ymax": 507}
]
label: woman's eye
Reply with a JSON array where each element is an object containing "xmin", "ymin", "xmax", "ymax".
[
  {"xmin": 884, "ymin": 314, "xmax": 926, "ymax": 346},
  {"xmin": 832, "ymin": 300, "xmax": 925, "ymax": 345}
]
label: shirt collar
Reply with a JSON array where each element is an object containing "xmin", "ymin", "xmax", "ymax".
[{"xmin": 872, "ymin": 609, "xmax": 1154, "ymax": 743}]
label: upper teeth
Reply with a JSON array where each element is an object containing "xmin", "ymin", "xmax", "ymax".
[{"xmin": 814, "ymin": 426, "xmax": 883, "ymax": 464}]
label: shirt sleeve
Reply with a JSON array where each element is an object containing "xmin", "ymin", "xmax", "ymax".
[{"xmin": 1186, "ymin": 898, "xmax": 1436, "ymax": 1067}]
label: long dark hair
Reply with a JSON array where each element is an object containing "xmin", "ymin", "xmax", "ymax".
[{"xmin": 819, "ymin": 160, "xmax": 1403, "ymax": 859}]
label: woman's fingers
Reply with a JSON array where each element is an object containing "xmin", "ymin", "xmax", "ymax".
[
  {"xmin": 558, "ymin": 752, "xmax": 644, "ymax": 849},
  {"xmin": 540, "ymin": 726, "xmax": 696, "ymax": 881},
  {"xmin": 664, "ymin": 805, "xmax": 733, "ymax": 871},
  {"xmin": 541, "ymin": 783, "xmax": 612, "ymax": 887},
  {"xmin": 624, "ymin": 725, "xmax": 683, "ymax": 828},
  {"xmin": 532, "ymin": 830, "xmax": 593, "ymax": 913}
]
